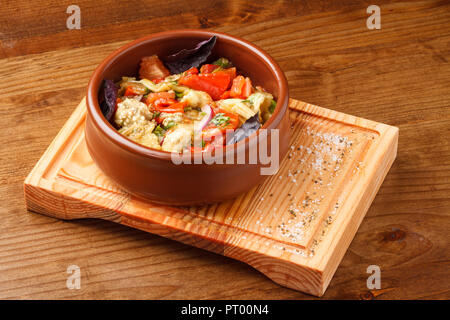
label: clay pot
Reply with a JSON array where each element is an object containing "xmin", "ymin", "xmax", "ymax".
[{"xmin": 86, "ymin": 29, "xmax": 290, "ymax": 205}]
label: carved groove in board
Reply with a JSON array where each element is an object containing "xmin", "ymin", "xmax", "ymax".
[{"xmin": 24, "ymin": 98, "xmax": 398, "ymax": 296}]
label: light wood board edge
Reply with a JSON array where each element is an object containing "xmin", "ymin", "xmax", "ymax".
[
  {"xmin": 24, "ymin": 98, "xmax": 398, "ymax": 296},
  {"xmin": 289, "ymin": 99, "xmax": 399, "ymax": 295}
]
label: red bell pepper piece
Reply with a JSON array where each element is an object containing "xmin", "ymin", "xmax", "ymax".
[
  {"xmin": 153, "ymin": 98, "xmax": 186, "ymax": 113},
  {"xmin": 220, "ymin": 90, "xmax": 231, "ymax": 99},
  {"xmin": 229, "ymin": 75, "xmax": 253, "ymax": 99},
  {"xmin": 200, "ymin": 64, "xmax": 219, "ymax": 74},
  {"xmin": 152, "ymin": 78, "xmax": 165, "ymax": 84},
  {"xmin": 221, "ymin": 67, "xmax": 236, "ymax": 79},
  {"xmin": 202, "ymin": 109, "xmax": 239, "ymax": 144},
  {"xmin": 184, "ymin": 67, "xmax": 199, "ymax": 75},
  {"xmin": 145, "ymin": 92, "xmax": 175, "ymax": 105},
  {"xmin": 179, "ymin": 71, "xmax": 232, "ymax": 100},
  {"xmin": 123, "ymin": 84, "xmax": 148, "ymax": 96}
]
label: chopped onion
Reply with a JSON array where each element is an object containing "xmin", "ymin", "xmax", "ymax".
[{"xmin": 194, "ymin": 105, "xmax": 213, "ymax": 133}]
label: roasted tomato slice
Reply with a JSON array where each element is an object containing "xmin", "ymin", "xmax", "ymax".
[
  {"xmin": 221, "ymin": 67, "xmax": 236, "ymax": 79},
  {"xmin": 153, "ymin": 99, "xmax": 186, "ymax": 113},
  {"xmin": 184, "ymin": 67, "xmax": 199, "ymax": 75},
  {"xmin": 212, "ymin": 109, "xmax": 239, "ymax": 131},
  {"xmin": 123, "ymin": 83, "xmax": 149, "ymax": 96},
  {"xmin": 200, "ymin": 64, "xmax": 219, "ymax": 74},
  {"xmin": 139, "ymin": 55, "xmax": 170, "ymax": 80},
  {"xmin": 152, "ymin": 78, "xmax": 165, "ymax": 84},
  {"xmin": 220, "ymin": 90, "xmax": 231, "ymax": 99},
  {"xmin": 145, "ymin": 92, "xmax": 175, "ymax": 105},
  {"xmin": 202, "ymin": 126, "xmax": 223, "ymax": 140},
  {"xmin": 202, "ymin": 109, "xmax": 239, "ymax": 145},
  {"xmin": 190, "ymin": 142, "xmax": 214, "ymax": 153},
  {"xmin": 229, "ymin": 75, "xmax": 253, "ymax": 99}
]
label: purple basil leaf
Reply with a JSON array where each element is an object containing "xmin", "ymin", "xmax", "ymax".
[
  {"xmin": 99, "ymin": 79, "xmax": 118, "ymax": 124},
  {"xmin": 163, "ymin": 36, "xmax": 217, "ymax": 74},
  {"xmin": 226, "ymin": 113, "xmax": 261, "ymax": 145}
]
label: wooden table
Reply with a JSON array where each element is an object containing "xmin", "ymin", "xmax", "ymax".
[{"xmin": 0, "ymin": 0, "xmax": 449, "ymax": 299}]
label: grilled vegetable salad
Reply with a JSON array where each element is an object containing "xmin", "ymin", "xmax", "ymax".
[{"xmin": 99, "ymin": 36, "xmax": 276, "ymax": 153}]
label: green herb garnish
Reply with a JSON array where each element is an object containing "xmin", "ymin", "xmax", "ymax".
[
  {"xmin": 269, "ymin": 99, "xmax": 277, "ymax": 113},
  {"xmin": 175, "ymin": 91, "xmax": 184, "ymax": 99},
  {"xmin": 211, "ymin": 113, "xmax": 230, "ymax": 127},
  {"xmin": 164, "ymin": 121, "xmax": 177, "ymax": 130},
  {"xmin": 213, "ymin": 57, "xmax": 233, "ymax": 69},
  {"xmin": 153, "ymin": 125, "xmax": 165, "ymax": 138}
]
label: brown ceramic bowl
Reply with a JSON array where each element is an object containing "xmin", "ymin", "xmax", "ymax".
[{"xmin": 86, "ymin": 29, "xmax": 290, "ymax": 205}]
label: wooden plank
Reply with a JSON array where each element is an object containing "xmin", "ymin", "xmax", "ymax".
[
  {"xmin": 1, "ymin": 0, "xmax": 449, "ymax": 300},
  {"xmin": 1, "ymin": 0, "xmax": 399, "ymax": 58},
  {"xmin": 24, "ymin": 98, "xmax": 398, "ymax": 296}
]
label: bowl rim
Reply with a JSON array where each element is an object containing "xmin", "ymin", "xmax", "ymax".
[{"xmin": 86, "ymin": 29, "xmax": 289, "ymax": 161}]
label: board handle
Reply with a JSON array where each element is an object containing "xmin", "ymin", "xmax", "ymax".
[{"xmin": 24, "ymin": 183, "xmax": 122, "ymax": 222}]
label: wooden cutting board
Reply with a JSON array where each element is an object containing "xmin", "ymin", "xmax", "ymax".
[{"xmin": 24, "ymin": 98, "xmax": 398, "ymax": 297}]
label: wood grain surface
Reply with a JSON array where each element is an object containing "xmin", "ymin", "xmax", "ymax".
[
  {"xmin": 24, "ymin": 98, "xmax": 398, "ymax": 296},
  {"xmin": 1, "ymin": 0, "xmax": 449, "ymax": 299}
]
